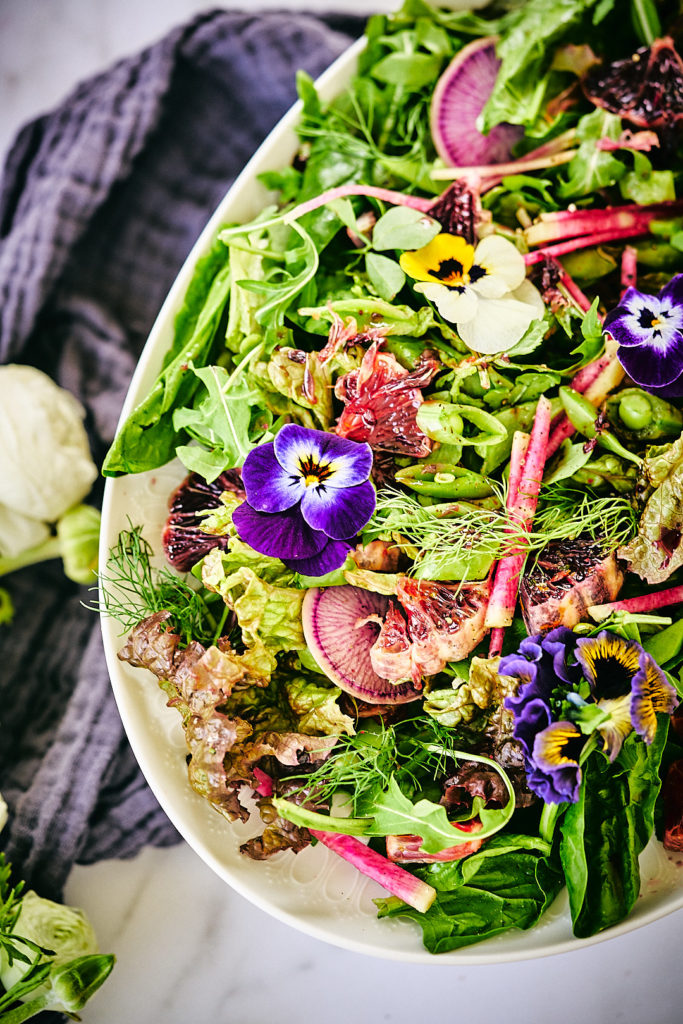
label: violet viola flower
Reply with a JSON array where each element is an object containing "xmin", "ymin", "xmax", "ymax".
[
  {"xmin": 232, "ymin": 424, "xmax": 375, "ymax": 576},
  {"xmin": 500, "ymin": 627, "xmax": 584, "ymax": 804},
  {"xmin": 574, "ymin": 631, "xmax": 677, "ymax": 759},
  {"xmin": 603, "ymin": 275, "xmax": 683, "ymax": 396}
]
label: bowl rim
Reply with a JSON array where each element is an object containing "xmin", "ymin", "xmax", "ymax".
[{"xmin": 99, "ymin": 31, "xmax": 683, "ymax": 964}]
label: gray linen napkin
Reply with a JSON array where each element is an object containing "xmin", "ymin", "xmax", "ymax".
[{"xmin": 0, "ymin": 8, "xmax": 363, "ymax": 900}]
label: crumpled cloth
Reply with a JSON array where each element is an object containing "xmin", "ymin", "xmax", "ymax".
[{"xmin": 0, "ymin": 8, "xmax": 363, "ymax": 900}]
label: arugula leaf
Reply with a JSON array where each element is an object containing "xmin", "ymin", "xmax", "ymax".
[
  {"xmin": 373, "ymin": 777, "xmax": 478, "ymax": 853},
  {"xmin": 236, "ymin": 219, "xmax": 320, "ymax": 350},
  {"xmin": 543, "ymin": 439, "xmax": 592, "ymax": 485},
  {"xmin": 173, "ymin": 353, "xmax": 266, "ymax": 481},
  {"xmin": 568, "ymin": 297, "xmax": 603, "ymax": 366},
  {"xmin": 559, "ymin": 108, "xmax": 626, "ymax": 200}
]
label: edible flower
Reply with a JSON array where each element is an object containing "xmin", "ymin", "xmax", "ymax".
[
  {"xmin": 500, "ymin": 628, "xmax": 584, "ymax": 804},
  {"xmin": 575, "ymin": 631, "xmax": 677, "ymax": 757},
  {"xmin": 501, "ymin": 628, "xmax": 678, "ymax": 803},
  {"xmin": 232, "ymin": 424, "xmax": 375, "ymax": 576},
  {"xmin": 399, "ymin": 232, "xmax": 544, "ymax": 354},
  {"xmin": 603, "ymin": 275, "xmax": 683, "ymax": 396}
]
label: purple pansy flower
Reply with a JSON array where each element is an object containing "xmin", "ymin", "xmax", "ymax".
[
  {"xmin": 501, "ymin": 627, "xmax": 584, "ymax": 804},
  {"xmin": 575, "ymin": 631, "xmax": 677, "ymax": 757},
  {"xmin": 501, "ymin": 627, "xmax": 678, "ymax": 803},
  {"xmin": 603, "ymin": 275, "xmax": 683, "ymax": 396},
  {"xmin": 531, "ymin": 722, "xmax": 583, "ymax": 804},
  {"xmin": 232, "ymin": 424, "xmax": 375, "ymax": 576}
]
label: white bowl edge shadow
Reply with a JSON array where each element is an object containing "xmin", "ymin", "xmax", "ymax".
[{"xmin": 99, "ymin": 34, "xmax": 683, "ymax": 963}]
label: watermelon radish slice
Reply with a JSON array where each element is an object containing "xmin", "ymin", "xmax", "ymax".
[
  {"xmin": 430, "ymin": 36, "xmax": 524, "ymax": 167},
  {"xmin": 302, "ymin": 586, "xmax": 422, "ymax": 704}
]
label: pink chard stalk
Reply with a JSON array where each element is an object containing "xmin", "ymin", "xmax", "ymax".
[
  {"xmin": 486, "ymin": 399, "xmax": 552, "ymax": 655},
  {"xmin": 589, "ymin": 585, "xmax": 683, "ymax": 621},
  {"xmin": 310, "ymin": 829, "xmax": 437, "ymax": 914}
]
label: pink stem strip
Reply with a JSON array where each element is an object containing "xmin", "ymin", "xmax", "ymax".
[
  {"xmin": 546, "ymin": 347, "xmax": 624, "ymax": 459},
  {"xmin": 486, "ymin": 401, "xmax": 551, "ymax": 643},
  {"xmin": 524, "ymin": 225, "xmax": 654, "ymax": 266},
  {"xmin": 590, "ymin": 585, "xmax": 683, "ymax": 621},
  {"xmin": 285, "ymin": 184, "xmax": 433, "ymax": 222},
  {"xmin": 621, "ymin": 245, "xmax": 638, "ymax": 296},
  {"xmin": 310, "ymin": 829, "xmax": 437, "ymax": 913},
  {"xmin": 525, "ymin": 199, "xmax": 683, "ymax": 246},
  {"xmin": 488, "ymin": 432, "xmax": 531, "ymax": 658}
]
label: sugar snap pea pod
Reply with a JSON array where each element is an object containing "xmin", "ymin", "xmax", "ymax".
[
  {"xmin": 476, "ymin": 401, "xmax": 539, "ymax": 474},
  {"xmin": 477, "ymin": 397, "xmax": 563, "ymax": 474},
  {"xmin": 395, "ymin": 463, "xmax": 496, "ymax": 498},
  {"xmin": 417, "ymin": 401, "xmax": 508, "ymax": 448},
  {"xmin": 558, "ymin": 386, "xmax": 642, "ymax": 465},
  {"xmin": 414, "ymin": 547, "xmax": 495, "ymax": 582},
  {"xmin": 606, "ymin": 388, "xmax": 683, "ymax": 440}
]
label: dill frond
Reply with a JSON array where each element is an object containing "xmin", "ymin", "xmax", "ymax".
[
  {"xmin": 289, "ymin": 715, "xmax": 464, "ymax": 812},
  {"xmin": 364, "ymin": 486, "xmax": 637, "ymax": 580},
  {"xmin": 93, "ymin": 525, "xmax": 226, "ymax": 647}
]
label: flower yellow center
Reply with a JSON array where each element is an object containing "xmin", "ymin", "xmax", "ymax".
[
  {"xmin": 539, "ymin": 724, "xmax": 583, "ymax": 766},
  {"xmin": 298, "ymin": 454, "xmax": 334, "ymax": 488},
  {"xmin": 399, "ymin": 234, "xmax": 477, "ymax": 288}
]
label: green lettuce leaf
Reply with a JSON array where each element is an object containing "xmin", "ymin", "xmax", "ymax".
[
  {"xmin": 284, "ymin": 676, "xmax": 355, "ymax": 736},
  {"xmin": 257, "ymin": 347, "xmax": 333, "ymax": 430},
  {"xmin": 202, "ymin": 549, "xmax": 305, "ymax": 653},
  {"xmin": 619, "ymin": 434, "xmax": 683, "ymax": 583},
  {"xmin": 423, "ymin": 656, "xmax": 515, "ymax": 728},
  {"xmin": 481, "ymin": 0, "xmax": 616, "ymax": 134}
]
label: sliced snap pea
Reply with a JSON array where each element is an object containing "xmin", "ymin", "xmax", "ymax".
[
  {"xmin": 559, "ymin": 386, "xmax": 642, "ymax": 465},
  {"xmin": 417, "ymin": 400, "xmax": 508, "ymax": 448},
  {"xmin": 414, "ymin": 548, "xmax": 495, "ymax": 582},
  {"xmin": 395, "ymin": 463, "xmax": 496, "ymax": 499},
  {"xmin": 607, "ymin": 387, "xmax": 683, "ymax": 440}
]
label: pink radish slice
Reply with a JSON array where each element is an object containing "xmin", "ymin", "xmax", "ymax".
[
  {"xmin": 430, "ymin": 37, "xmax": 523, "ymax": 168},
  {"xmin": 302, "ymin": 586, "xmax": 422, "ymax": 704}
]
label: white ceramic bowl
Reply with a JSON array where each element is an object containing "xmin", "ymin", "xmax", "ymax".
[{"xmin": 100, "ymin": 35, "xmax": 683, "ymax": 963}]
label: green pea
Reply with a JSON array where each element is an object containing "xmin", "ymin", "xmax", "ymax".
[
  {"xmin": 608, "ymin": 387, "xmax": 683, "ymax": 440},
  {"xmin": 618, "ymin": 392, "xmax": 652, "ymax": 431}
]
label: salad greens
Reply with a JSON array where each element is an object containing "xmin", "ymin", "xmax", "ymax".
[{"xmin": 101, "ymin": 0, "xmax": 683, "ymax": 954}]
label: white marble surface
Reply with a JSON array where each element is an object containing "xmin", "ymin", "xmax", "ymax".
[
  {"xmin": 4, "ymin": 1, "xmax": 683, "ymax": 1021},
  {"xmin": 65, "ymin": 840, "xmax": 683, "ymax": 1024}
]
